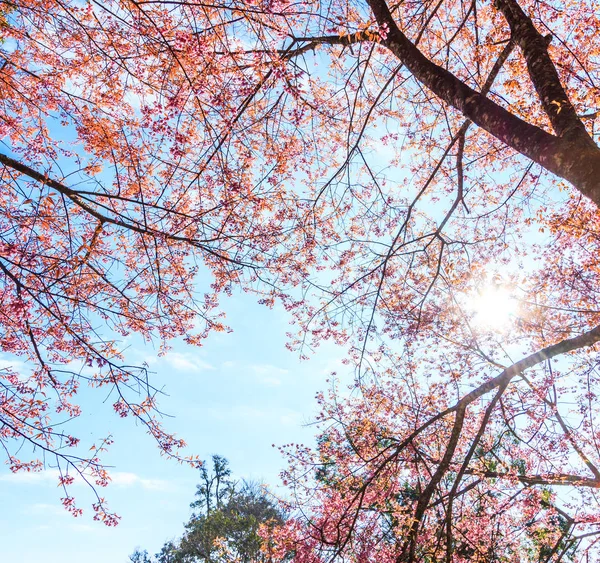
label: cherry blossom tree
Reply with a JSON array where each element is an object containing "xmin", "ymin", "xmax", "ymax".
[{"xmin": 1, "ymin": 0, "xmax": 600, "ymax": 557}]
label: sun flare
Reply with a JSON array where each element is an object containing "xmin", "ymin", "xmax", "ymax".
[{"xmin": 469, "ymin": 284, "xmax": 517, "ymax": 331}]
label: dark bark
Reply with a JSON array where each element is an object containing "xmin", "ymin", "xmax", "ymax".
[
  {"xmin": 366, "ymin": 0, "xmax": 600, "ymax": 207},
  {"xmin": 494, "ymin": 0, "xmax": 594, "ymax": 144}
]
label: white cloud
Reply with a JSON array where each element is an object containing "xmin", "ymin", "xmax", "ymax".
[
  {"xmin": 204, "ymin": 405, "xmax": 268, "ymax": 423},
  {"xmin": 250, "ymin": 364, "xmax": 288, "ymax": 386},
  {"xmin": 250, "ymin": 364, "xmax": 288, "ymax": 376},
  {"xmin": 0, "ymin": 469, "xmax": 60, "ymax": 484},
  {"xmin": 109, "ymin": 471, "xmax": 173, "ymax": 491},
  {"xmin": 162, "ymin": 352, "xmax": 215, "ymax": 373},
  {"xmin": 68, "ymin": 523, "xmax": 100, "ymax": 533},
  {"xmin": 139, "ymin": 478, "xmax": 174, "ymax": 491},
  {"xmin": 279, "ymin": 411, "xmax": 303, "ymax": 426},
  {"xmin": 22, "ymin": 503, "xmax": 65, "ymax": 517},
  {"xmin": 261, "ymin": 377, "xmax": 282, "ymax": 387},
  {"xmin": 141, "ymin": 355, "xmax": 158, "ymax": 366},
  {"xmin": 0, "ymin": 356, "xmax": 30, "ymax": 380},
  {"xmin": 0, "ymin": 359, "xmax": 26, "ymax": 371},
  {"xmin": 234, "ymin": 406, "xmax": 269, "ymax": 421},
  {"xmin": 0, "ymin": 469, "xmax": 173, "ymax": 491},
  {"xmin": 319, "ymin": 357, "xmax": 346, "ymax": 376},
  {"xmin": 107, "ymin": 471, "xmax": 139, "ymax": 487}
]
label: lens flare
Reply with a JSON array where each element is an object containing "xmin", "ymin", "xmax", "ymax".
[{"xmin": 469, "ymin": 284, "xmax": 517, "ymax": 331}]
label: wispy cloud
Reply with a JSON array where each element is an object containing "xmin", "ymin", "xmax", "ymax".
[
  {"xmin": 0, "ymin": 356, "xmax": 29, "ymax": 378},
  {"xmin": 202, "ymin": 405, "xmax": 304, "ymax": 429},
  {"xmin": 109, "ymin": 471, "xmax": 174, "ymax": 491},
  {"xmin": 0, "ymin": 469, "xmax": 60, "ymax": 484},
  {"xmin": 279, "ymin": 411, "xmax": 303, "ymax": 426},
  {"xmin": 0, "ymin": 469, "xmax": 173, "ymax": 491},
  {"xmin": 250, "ymin": 364, "xmax": 288, "ymax": 386},
  {"xmin": 319, "ymin": 357, "xmax": 346, "ymax": 376},
  {"xmin": 0, "ymin": 359, "xmax": 26, "ymax": 371},
  {"xmin": 22, "ymin": 503, "xmax": 66, "ymax": 517},
  {"xmin": 68, "ymin": 523, "xmax": 101, "ymax": 533},
  {"xmin": 162, "ymin": 352, "xmax": 215, "ymax": 373}
]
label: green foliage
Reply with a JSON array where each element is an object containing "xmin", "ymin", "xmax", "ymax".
[
  {"xmin": 527, "ymin": 504, "xmax": 577, "ymax": 563},
  {"xmin": 129, "ymin": 549, "xmax": 153, "ymax": 563},
  {"xmin": 191, "ymin": 455, "xmax": 233, "ymax": 516},
  {"xmin": 131, "ymin": 456, "xmax": 285, "ymax": 563}
]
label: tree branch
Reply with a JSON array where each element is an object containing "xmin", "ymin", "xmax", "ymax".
[
  {"xmin": 365, "ymin": 0, "xmax": 600, "ymax": 206},
  {"xmin": 494, "ymin": 0, "xmax": 594, "ymax": 145},
  {"xmin": 0, "ymin": 153, "xmax": 254, "ymax": 268}
]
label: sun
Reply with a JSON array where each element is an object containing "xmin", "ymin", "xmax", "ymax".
[{"xmin": 468, "ymin": 283, "xmax": 518, "ymax": 331}]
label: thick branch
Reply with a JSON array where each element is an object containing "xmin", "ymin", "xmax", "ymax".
[
  {"xmin": 365, "ymin": 0, "xmax": 600, "ymax": 206},
  {"xmin": 379, "ymin": 323, "xmax": 600, "ymax": 562},
  {"xmin": 494, "ymin": 0, "xmax": 594, "ymax": 145},
  {"xmin": 385, "ymin": 324, "xmax": 600, "ymax": 478},
  {"xmin": 459, "ymin": 324, "xmax": 600, "ymax": 408},
  {"xmin": 405, "ymin": 404, "xmax": 466, "ymax": 560},
  {"xmin": 288, "ymin": 30, "xmax": 378, "ymax": 56},
  {"xmin": 473, "ymin": 469, "xmax": 600, "ymax": 488}
]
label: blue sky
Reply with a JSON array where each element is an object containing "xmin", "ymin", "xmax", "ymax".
[{"xmin": 0, "ymin": 292, "xmax": 345, "ymax": 562}]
